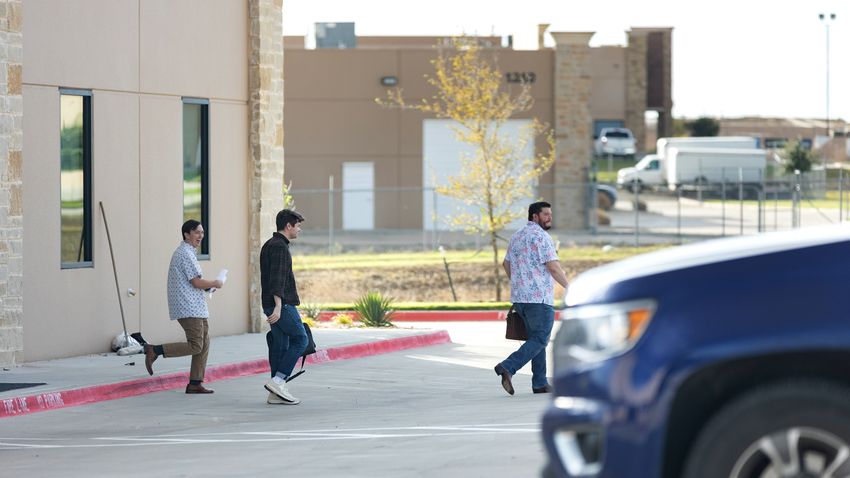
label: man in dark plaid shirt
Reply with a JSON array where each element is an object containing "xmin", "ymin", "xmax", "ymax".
[{"xmin": 260, "ymin": 209, "xmax": 308, "ymax": 405}]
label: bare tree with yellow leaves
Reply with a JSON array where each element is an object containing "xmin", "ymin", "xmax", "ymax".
[{"xmin": 378, "ymin": 37, "xmax": 554, "ymax": 301}]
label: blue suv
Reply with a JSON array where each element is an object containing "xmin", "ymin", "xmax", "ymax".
[{"xmin": 542, "ymin": 224, "xmax": 850, "ymax": 478}]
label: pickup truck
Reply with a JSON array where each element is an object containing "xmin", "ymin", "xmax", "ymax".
[
  {"xmin": 541, "ymin": 224, "xmax": 850, "ymax": 478},
  {"xmin": 594, "ymin": 128, "xmax": 636, "ymax": 158}
]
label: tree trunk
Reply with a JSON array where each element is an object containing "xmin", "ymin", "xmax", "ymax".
[{"xmin": 491, "ymin": 231, "xmax": 501, "ymax": 301}]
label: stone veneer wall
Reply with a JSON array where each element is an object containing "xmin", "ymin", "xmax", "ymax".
[
  {"xmin": 248, "ymin": 0, "xmax": 284, "ymax": 332},
  {"xmin": 0, "ymin": 0, "xmax": 23, "ymax": 367},
  {"xmin": 0, "ymin": 0, "xmax": 24, "ymax": 366},
  {"xmin": 625, "ymin": 29, "xmax": 648, "ymax": 153},
  {"xmin": 551, "ymin": 32, "xmax": 593, "ymax": 230}
]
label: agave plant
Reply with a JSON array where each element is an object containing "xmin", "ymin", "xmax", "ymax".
[
  {"xmin": 353, "ymin": 291, "xmax": 395, "ymax": 327},
  {"xmin": 299, "ymin": 302, "xmax": 322, "ymax": 320}
]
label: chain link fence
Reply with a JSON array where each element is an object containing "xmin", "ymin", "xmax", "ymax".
[{"xmin": 288, "ymin": 171, "xmax": 850, "ymax": 253}]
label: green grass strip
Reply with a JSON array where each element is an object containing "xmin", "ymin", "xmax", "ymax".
[{"xmin": 295, "ymin": 245, "xmax": 666, "ymax": 271}]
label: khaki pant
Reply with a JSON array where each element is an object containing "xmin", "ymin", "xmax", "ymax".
[{"xmin": 161, "ymin": 318, "xmax": 209, "ymax": 382}]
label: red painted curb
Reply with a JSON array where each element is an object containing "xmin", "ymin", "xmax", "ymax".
[
  {"xmin": 317, "ymin": 310, "xmax": 507, "ymax": 322},
  {"xmin": 0, "ymin": 330, "xmax": 451, "ymax": 419}
]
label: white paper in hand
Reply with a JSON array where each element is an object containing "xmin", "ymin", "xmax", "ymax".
[{"xmin": 208, "ymin": 268, "xmax": 228, "ymax": 298}]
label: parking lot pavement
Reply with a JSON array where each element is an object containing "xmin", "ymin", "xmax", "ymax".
[{"xmin": 0, "ymin": 325, "xmax": 552, "ymax": 478}]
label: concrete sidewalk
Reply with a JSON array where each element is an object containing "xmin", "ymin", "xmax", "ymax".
[{"xmin": 0, "ymin": 327, "xmax": 450, "ymax": 418}]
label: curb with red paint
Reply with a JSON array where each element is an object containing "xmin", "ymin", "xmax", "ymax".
[
  {"xmin": 317, "ymin": 310, "xmax": 507, "ymax": 322},
  {"xmin": 0, "ymin": 330, "xmax": 451, "ymax": 419}
]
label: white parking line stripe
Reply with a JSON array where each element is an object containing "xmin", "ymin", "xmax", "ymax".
[{"xmin": 0, "ymin": 424, "xmax": 540, "ymax": 450}]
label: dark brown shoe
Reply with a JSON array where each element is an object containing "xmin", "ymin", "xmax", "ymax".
[
  {"xmin": 144, "ymin": 344, "xmax": 158, "ymax": 376},
  {"xmin": 185, "ymin": 384, "xmax": 214, "ymax": 394},
  {"xmin": 494, "ymin": 364, "xmax": 514, "ymax": 395},
  {"xmin": 533, "ymin": 384, "xmax": 553, "ymax": 394}
]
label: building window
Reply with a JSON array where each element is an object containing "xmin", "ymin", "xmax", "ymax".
[
  {"xmin": 182, "ymin": 98, "xmax": 209, "ymax": 257},
  {"xmin": 60, "ymin": 89, "xmax": 92, "ymax": 268}
]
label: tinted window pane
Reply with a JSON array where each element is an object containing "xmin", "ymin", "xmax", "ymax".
[
  {"xmin": 60, "ymin": 94, "xmax": 87, "ymax": 263},
  {"xmin": 182, "ymin": 101, "xmax": 208, "ymax": 255},
  {"xmin": 183, "ymin": 103, "xmax": 202, "ymax": 224}
]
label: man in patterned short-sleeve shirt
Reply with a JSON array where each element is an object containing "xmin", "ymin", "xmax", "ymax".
[
  {"xmin": 143, "ymin": 220, "xmax": 224, "ymax": 394},
  {"xmin": 494, "ymin": 201, "xmax": 568, "ymax": 395}
]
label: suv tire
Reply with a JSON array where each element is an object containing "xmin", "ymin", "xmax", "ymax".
[{"xmin": 682, "ymin": 380, "xmax": 850, "ymax": 478}]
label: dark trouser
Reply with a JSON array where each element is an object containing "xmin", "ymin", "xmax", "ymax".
[
  {"xmin": 265, "ymin": 305, "xmax": 308, "ymax": 379},
  {"xmin": 161, "ymin": 317, "xmax": 209, "ymax": 382},
  {"xmin": 499, "ymin": 303, "xmax": 554, "ymax": 389}
]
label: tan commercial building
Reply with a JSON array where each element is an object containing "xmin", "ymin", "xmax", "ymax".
[
  {"xmin": 0, "ymin": 0, "xmax": 286, "ymax": 365},
  {"xmin": 719, "ymin": 117, "xmax": 849, "ymax": 163},
  {"xmin": 0, "ymin": 6, "xmax": 670, "ymax": 363},
  {"xmin": 283, "ymin": 26, "xmax": 673, "ymax": 231}
]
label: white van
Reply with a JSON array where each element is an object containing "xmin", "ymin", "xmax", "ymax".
[
  {"xmin": 665, "ymin": 147, "xmax": 766, "ymax": 189},
  {"xmin": 616, "ymin": 136, "xmax": 760, "ymax": 190},
  {"xmin": 616, "ymin": 154, "xmax": 662, "ymax": 190}
]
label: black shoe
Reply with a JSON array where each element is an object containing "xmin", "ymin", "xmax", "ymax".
[
  {"xmin": 144, "ymin": 344, "xmax": 158, "ymax": 376},
  {"xmin": 185, "ymin": 383, "xmax": 214, "ymax": 394},
  {"xmin": 494, "ymin": 364, "xmax": 514, "ymax": 395},
  {"xmin": 533, "ymin": 384, "xmax": 553, "ymax": 394}
]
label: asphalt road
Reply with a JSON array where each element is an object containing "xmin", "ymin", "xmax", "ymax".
[{"xmin": 0, "ymin": 325, "xmax": 551, "ymax": 478}]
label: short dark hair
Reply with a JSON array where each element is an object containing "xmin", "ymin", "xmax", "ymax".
[
  {"xmin": 528, "ymin": 201, "xmax": 551, "ymax": 220},
  {"xmin": 181, "ymin": 219, "xmax": 202, "ymax": 239},
  {"xmin": 276, "ymin": 209, "xmax": 305, "ymax": 231}
]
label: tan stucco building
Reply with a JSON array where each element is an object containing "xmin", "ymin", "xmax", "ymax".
[
  {"xmin": 282, "ymin": 26, "xmax": 673, "ymax": 231},
  {"xmin": 719, "ymin": 117, "xmax": 849, "ymax": 163},
  {"xmin": 0, "ymin": 0, "xmax": 286, "ymax": 365},
  {"xmin": 0, "ymin": 5, "xmax": 671, "ymax": 364}
]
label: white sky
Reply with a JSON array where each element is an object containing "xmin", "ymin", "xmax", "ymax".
[{"xmin": 283, "ymin": 0, "xmax": 849, "ymax": 122}]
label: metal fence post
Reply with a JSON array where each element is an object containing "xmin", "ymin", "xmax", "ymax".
[
  {"xmin": 632, "ymin": 178, "xmax": 640, "ymax": 246},
  {"xmin": 432, "ymin": 188, "xmax": 438, "ymax": 250},
  {"xmin": 721, "ymin": 179, "xmax": 726, "ymax": 237},
  {"xmin": 676, "ymin": 186, "xmax": 682, "ymax": 245},
  {"xmin": 738, "ymin": 168, "xmax": 744, "ymax": 235},
  {"xmin": 793, "ymin": 170, "xmax": 801, "ymax": 228},
  {"xmin": 590, "ymin": 179, "xmax": 598, "ymax": 236},
  {"xmin": 838, "ymin": 166, "xmax": 844, "ymax": 222},
  {"xmin": 758, "ymin": 169, "xmax": 764, "ymax": 233},
  {"xmin": 774, "ymin": 183, "xmax": 779, "ymax": 231},
  {"xmin": 328, "ymin": 175, "xmax": 334, "ymax": 255}
]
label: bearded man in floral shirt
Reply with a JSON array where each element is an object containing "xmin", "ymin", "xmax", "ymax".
[{"xmin": 495, "ymin": 201, "xmax": 568, "ymax": 395}]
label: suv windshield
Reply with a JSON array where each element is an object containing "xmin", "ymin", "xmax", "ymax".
[{"xmin": 604, "ymin": 131, "xmax": 630, "ymax": 139}]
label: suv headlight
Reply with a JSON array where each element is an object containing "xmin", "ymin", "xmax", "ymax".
[{"xmin": 554, "ymin": 299, "xmax": 656, "ymax": 372}]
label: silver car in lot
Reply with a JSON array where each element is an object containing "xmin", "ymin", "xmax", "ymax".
[{"xmin": 594, "ymin": 127, "xmax": 636, "ymax": 158}]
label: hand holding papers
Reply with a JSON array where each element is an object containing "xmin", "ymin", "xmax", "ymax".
[{"xmin": 208, "ymin": 268, "xmax": 228, "ymax": 298}]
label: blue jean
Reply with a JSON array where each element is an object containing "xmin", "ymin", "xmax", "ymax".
[
  {"xmin": 499, "ymin": 303, "xmax": 554, "ymax": 389},
  {"xmin": 265, "ymin": 305, "xmax": 308, "ymax": 379}
]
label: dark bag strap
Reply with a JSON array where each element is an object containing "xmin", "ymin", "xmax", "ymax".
[
  {"xmin": 286, "ymin": 356, "xmax": 307, "ymax": 382},
  {"xmin": 286, "ymin": 323, "xmax": 316, "ymax": 382}
]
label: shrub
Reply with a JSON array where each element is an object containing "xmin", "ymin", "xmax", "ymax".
[
  {"xmin": 783, "ymin": 141, "xmax": 814, "ymax": 174},
  {"xmin": 299, "ymin": 302, "xmax": 322, "ymax": 320},
  {"xmin": 301, "ymin": 317, "xmax": 316, "ymax": 328},
  {"xmin": 353, "ymin": 291, "xmax": 395, "ymax": 327},
  {"xmin": 332, "ymin": 313, "xmax": 354, "ymax": 326}
]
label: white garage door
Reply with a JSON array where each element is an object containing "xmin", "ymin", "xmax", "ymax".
[
  {"xmin": 422, "ymin": 119, "xmax": 536, "ymax": 231},
  {"xmin": 342, "ymin": 162, "xmax": 374, "ymax": 230}
]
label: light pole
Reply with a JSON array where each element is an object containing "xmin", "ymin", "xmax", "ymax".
[{"xmin": 819, "ymin": 13, "xmax": 836, "ymax": 153}]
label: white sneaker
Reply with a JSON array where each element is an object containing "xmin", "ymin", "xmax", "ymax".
[
  {"xmin": 264, "ymin": 380, "xmax": 300, "ymax": 404},
  {"xmin": 267, "ymin": 391, "xmax": 299, "ymax": 405}
]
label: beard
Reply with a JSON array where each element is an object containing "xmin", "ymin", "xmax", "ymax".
[{"xmin": 534, "ymin": 218, "xmax": 551, "ymax": 230}]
